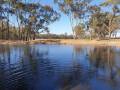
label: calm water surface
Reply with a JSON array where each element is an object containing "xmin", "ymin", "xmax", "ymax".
[{"xmin": 0, "ymin": 44, "xmax": 120, "ymax": 90}]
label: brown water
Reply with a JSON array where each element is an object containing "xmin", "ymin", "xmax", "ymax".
[{"xmin": 0, "ymin": 44, "xmax": 120, "ymax": 90}]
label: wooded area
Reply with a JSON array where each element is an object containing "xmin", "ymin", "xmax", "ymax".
[
  {"xmin": 55, "ymin": 0, "xmax": 120, "ymax": 39},
  {"xmin": 0, "ymin": 0, "xmax": 120, "ymax": 41},
  {"xmin": 0, "ymin": 0, "xmax": 60, "ymax": 40}
]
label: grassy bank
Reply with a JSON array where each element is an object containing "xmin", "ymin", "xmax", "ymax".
[
  {"xmin": 0, "ymin": 39, "xmax": 120, "ymax": 47},
  {"xmin": 60, "ymin": 39, "xmax": 120, "ymax": 47}
]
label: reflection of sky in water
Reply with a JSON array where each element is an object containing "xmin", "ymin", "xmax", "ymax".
[{"xmin": 0, "ymin": 44, "xmax": 120, "ymax": 90}]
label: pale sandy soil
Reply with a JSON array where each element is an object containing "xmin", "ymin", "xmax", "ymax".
[
  {"xmin": 0, "ymin": 39, "xmax": 120, "ymax": 47},
  {"xmin": 60, "ymin": 39, "xmax": 120, "ymax": 47}
]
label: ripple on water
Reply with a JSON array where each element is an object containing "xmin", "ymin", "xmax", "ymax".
[{"xmin": 0, "ymin": 45, "xmax": 120, "ymax": 90}]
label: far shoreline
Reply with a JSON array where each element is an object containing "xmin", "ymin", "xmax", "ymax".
[{"xmin": 0, "ymin": 39, "xmax": 120, "ymax": 47}]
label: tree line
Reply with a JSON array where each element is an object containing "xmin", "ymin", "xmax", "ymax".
[
  {"xmin": 0, "ymin": 0, "xmax": 60, "ymax": 41},
  {"xmin": 55, "ymin": 0, "xmax": 120, "ymax": 40}
]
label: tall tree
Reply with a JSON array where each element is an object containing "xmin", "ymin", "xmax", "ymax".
[
  {"xmin": 88, "ymin": 1, "xmax": 120, "ymax": 40},
  {"xmin": 54, "ymin": 0, "xmax": 91, "ymax": 38},
  {"xmin": 101, "ymin": 0, "xmax": 120, "ymax": 39},
  {"xmin": 74, "ymin": 24, "xmax": 85, "ymax": 39},
  {"xmin": 0, "ymin": 0, "xmax": 60, "ymax": 41}
]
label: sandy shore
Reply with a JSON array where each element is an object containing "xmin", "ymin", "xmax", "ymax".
[{"xmin": 0, "ymin": 39, "xmax": 120, "ymax": 47}]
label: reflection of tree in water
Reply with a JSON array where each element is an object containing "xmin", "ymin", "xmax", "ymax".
[
  {"xmin": 58, "ymin": 46, "xmax": 92, "ymax": 90},
  {"xmin": 62, "ymin": 46, "xmax": 120, "ymax": 90},
  {"xmin": 58, "ymin": 63, "xmax": 92, "ymax": 90},
  {"xmin": 73, "ymin": 45, "xmax": 85, "ymax": 54},
  {"xmin": 1, "ymin": 45, "xmax": 120, "ymax": 90},
  {"xmin": 0, "ymin": 45, "xmax": 92, "ymax": 90},
  {"xmin": 89, "ymin": 46, "xmax": 115, "ymax": 69},
  {"xmin": 0, "ymin": 45, "xmax": 50, "ymax": 90},
  {"xmin": 22, "ymin": 45, "xmax": 50, "ymax": 74},
  {"xmin": 72, "ymin": 45, "xmax": 87, "ymax": 58},
  {"xmin": 0, "ymin": 45, "xmax": 10, "ymax": 64},
  {"xmin": 88, "ymin": 46, "xmax": 120, "ymax": 86}
]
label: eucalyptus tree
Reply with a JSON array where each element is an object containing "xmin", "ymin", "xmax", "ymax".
[
  {"xmin": 54, "ymin": 0, "xmax": 92, "ymax": 38},
  {"xmin": 3, "ymin": 0, "xmax": 15, "ymax": 40},
  {"xmin": 11, "ymin": 0, "xmax": 26, "ymax": 40},
  {"xmin": 20, "ymin": 3, "xmax": 60, "ymax": 41},
  {"xmin": 100, "ymin": 0, "xmax": 120, "ymax": 39},
  {"xmin": 88, "ymin": 0, "xmax": 120, "ymax": 40},
  {"xmin": 0, "ymin": 0, "xmax": 19, "ymax": 40},
  {"xmin": 35, "ymin": 5, "xmax": 60, "ymax": 39},
  {"xmin": 0, "ymin": 0, "xmax": 60, "ymax": 40},
  {"xmin": 74, "ymin": 23, "xmax": 85, "ymax": 39},
  {"xmin": 89, "ymin": 12, "xmax": 109, "ymax": 39},
  {"xmin": 10, "ymin": 1, "xmax": 60, "ymax": 41},
  {"xmin": 88, "ymin": 6, "xmax": 109, "ymax": 39},
  {"xmin": 0, "ymin": 0, "xmax": 5, "ymax": 39}
]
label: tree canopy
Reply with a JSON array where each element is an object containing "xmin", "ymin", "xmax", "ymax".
[{"xmin": 0, "ymin": 0, "xmax": 60, "ymax": 40}]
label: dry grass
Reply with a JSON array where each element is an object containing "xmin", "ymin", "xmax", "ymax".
[
  {"xmin": 0, "ymin": 39, "xmax": 120, "ymax": 47},
  {"xmin": 60, "ymin": 39, "xmax": 120, "ymax": 47}
]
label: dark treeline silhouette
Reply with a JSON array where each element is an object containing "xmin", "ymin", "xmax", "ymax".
[{"xmin": 37, "ymin": 34, "xmax": 73, "ymax": 39}]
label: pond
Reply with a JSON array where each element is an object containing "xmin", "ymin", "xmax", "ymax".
[{"xmin": 0, "ymin": 44, "xmax": 120, "ymax": 90}]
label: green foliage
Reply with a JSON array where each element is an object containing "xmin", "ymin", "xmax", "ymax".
[
  {"xmin": 74, "ymin": 24, "xmax": 85, "ymax": 39},
  {"xmin": 0, "ymin": 0, "xmax": 60, "ymax": 40},
  {"xmin": 89, "ymin": 12, "xmax": 108, "ymax": 39},
  {"xmin": 89, "ymin": 1, "xmax": 120, "ymax": 40},
  {"xmin": 54, "ymin": 0, "xmax": 92, "ymax": 38}
]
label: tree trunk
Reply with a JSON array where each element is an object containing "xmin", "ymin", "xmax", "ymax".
[
  {"xmin": 72, "ymin": 29, "xmax": 76, "ymax": 39},
  {"xmin": 33, "ymin": 32, "xmax": 36, "ymax": 40},
  {"xmin": 108, "ymin": 31, "xmax": 111, "ymax": 40},
  {"xmin": 1, "ymin": 21, "xmax": 4, "ymax": 39},
  {"xmin": 7, "ymin": 18, "xmax": 10, "ymax": 40}
]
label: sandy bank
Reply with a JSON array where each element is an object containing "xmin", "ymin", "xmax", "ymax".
[
  {"xmin": 0, "ymin": 39, "xmax": 120, "ymax": 47},
  {"xmin": 60, "ymin": 39, "xmax": 120, "ymax": 47}
]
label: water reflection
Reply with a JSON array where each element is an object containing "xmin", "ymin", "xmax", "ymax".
[
  {"xmin": 0, "ymin": 44, "xmax": 120, "ymax": 90},
  {"xmin": 88, "ymin": 46, "xmax": 120, "ymax": 90}
]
